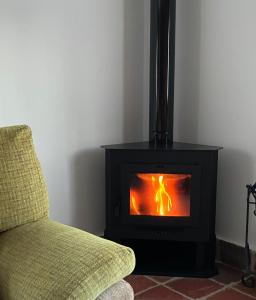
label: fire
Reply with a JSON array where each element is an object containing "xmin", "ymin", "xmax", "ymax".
[
  {"xmin": 131, "ymin": 195, "xmax": 139, "ymax": 215},
  {"xmin": 154, "ymin": 175, "xmax": 172, "ymax": 216},
  {"xmin": 130, "ymin": 173, "xmax": 191, "ymax": 217}
]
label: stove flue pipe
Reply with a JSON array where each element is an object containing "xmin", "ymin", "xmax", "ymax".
[{"xmin": 149, "ymin": 0, "xmax": 176, "ymax": 144}]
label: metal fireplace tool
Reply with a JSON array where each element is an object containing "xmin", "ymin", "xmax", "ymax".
[{"xmin": 242, "ymin": 182, "xmax": 256, "ymax": 288}]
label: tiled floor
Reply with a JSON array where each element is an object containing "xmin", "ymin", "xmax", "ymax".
[{"xmin": 125, "ymin": 263, "xmax": 256, "ymax": 299}]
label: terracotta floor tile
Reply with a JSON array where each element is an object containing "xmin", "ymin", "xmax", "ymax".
[
  {"xmin": 207, "ymin": 288, "xmax": 255, "ymax": 300},
  {"xmin": 125, "ymin": 275, "xmax": 157, "ymax": 294},
  {"xmin": 135, "ymin": 285, "xmax": 186, "ymax": 300},
  {"xmin": 214, "ymin": 263, "xmax": 243, "ymax": 284},
  {"xmin": 167, "ymin": 278, "xmax": 222, "ymax": 298},
  {"xmin": 233, "ymin": 282, "xmax": 256, "ymax": 298},
  {"xmin": 149, "ymin": 275, "xmax": 172, "ymax": 283}
]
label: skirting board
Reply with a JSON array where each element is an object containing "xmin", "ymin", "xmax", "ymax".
[{"xmin": 216, "ymin": 239, "xmax": 256, "ymax": 271}]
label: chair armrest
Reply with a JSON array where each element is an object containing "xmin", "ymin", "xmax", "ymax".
[{"xmin": 0, "ymin": 219, "xmax": 135, "ymax": 300}]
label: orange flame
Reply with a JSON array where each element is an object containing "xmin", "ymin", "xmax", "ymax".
[
  {"xmin": 131, "ymin": 194, "xmax": 140, "ymax": 215},
  {"xmin": 154, "ymin": 175, "xmax": 172, "ymax": 216},
  {"xmin": 130, "ymin": 173, "xmax": 191, "ymax": 217}
]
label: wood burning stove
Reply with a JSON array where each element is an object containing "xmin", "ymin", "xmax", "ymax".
[
  {"xmin": 101, "ymin": 0, "xmax": 222, "ymax": 276},
  {"xmin": 102, "ymin": 143, "xmax": 221, "ymax": 276}
]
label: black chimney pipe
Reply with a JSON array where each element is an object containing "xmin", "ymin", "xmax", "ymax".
[{"xmin": 149, "ymin": 0, "xmax": 176, "ymax": 144}]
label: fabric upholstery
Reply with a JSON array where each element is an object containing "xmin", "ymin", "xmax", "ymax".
[
  {"xmin": 0, "ymin": 219, "xmax": 135, "ymax": 300},
  {"xmin": 96, "ymin": 280, "xmax": 134, "ymax": 300},
  {"xmin": 0, "ymin": 125, "xmax": 49, "ymax": 232}
]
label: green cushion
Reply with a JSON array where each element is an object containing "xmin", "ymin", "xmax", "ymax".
[
  {"xmin": 0, "ymin": 125, "xmax": 49, "ymax": 232},
  {"xmin": 0, "ymin": 219, "xmax": 135, "ymax": 300}
]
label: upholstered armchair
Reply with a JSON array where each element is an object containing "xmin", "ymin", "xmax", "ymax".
[{"xmin": 0, "ymin": 125, "xmax": 135, "ymax": 300}]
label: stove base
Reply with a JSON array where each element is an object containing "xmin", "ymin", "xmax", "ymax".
[{"xmin": 115, "ymin": 238, "xmax": 217, "ymax": 278}]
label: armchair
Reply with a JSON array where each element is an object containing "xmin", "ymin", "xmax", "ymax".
[{"xmin": 0, "ymin": 125, "xmax": 135, "ymax": 300}]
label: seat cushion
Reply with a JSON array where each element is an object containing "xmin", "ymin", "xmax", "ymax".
[
  {"xmin": 0, "ymin": 125, "xmax": 49, "ymax": 232},
  {"xmin": 0, "ymin": 219, "xmax": 135, "ymax": 300}
]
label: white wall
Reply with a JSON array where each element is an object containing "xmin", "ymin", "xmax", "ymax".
[
  {"xmin": 0, "ymin": 0, "xmax": 146, "ymax": 235},
  {"xmin": 174, "ymin": 0, "xmax": 256, "ymax": 249}
]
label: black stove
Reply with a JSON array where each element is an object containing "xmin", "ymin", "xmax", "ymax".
[{"xmin": 101, "ymin": 0, "xmax": 222, "ymax": 277}]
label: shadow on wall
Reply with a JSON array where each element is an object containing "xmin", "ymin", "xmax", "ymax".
[
  {"xmin": 123, "ymin": 0, "xmax": 145, "ymax": 142},
  {"xmin": 174, "ymin": 0, "xmax": 202, "ymax": 143},
  {"xmin": 216, "ymin": 148, "xmax": 255, "ymax": 246},
  {"xmin": 70, "ymin": 149, "xmax": 105, "ymax": 234}
]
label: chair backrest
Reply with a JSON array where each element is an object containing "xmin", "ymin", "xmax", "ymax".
[{"xmin": 0, "ymin": 125, "xmax": 49, "ymax": 232}]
